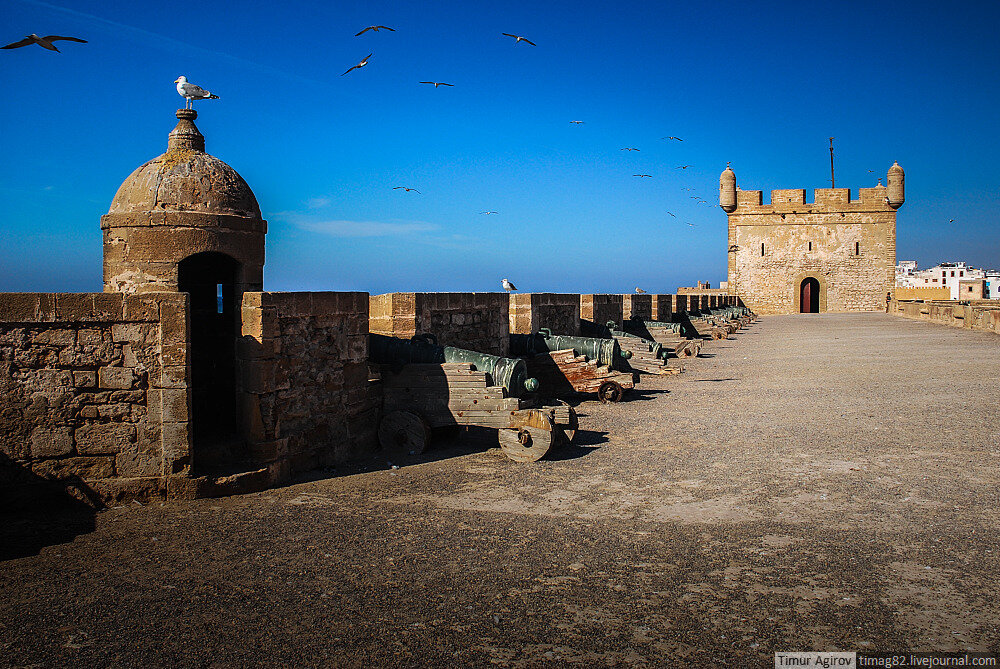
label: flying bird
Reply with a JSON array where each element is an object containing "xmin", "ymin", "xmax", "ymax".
[
  {"xmin": 666, "ymin": 211, "xmax": 676, "ymax": 218},
  {"xmin": 635, "ymin": 287, "xmax": 647, "ymax": 294},
  {"xmin": 174, "ymin": 76, "xmax": 219, "ymax": 109},
  {"xmin": 662, "ymin": 136, "xmax": 683, "ymax": 141},
  {"xmin": 676, "ymin": 165, "xmax": 692, "ymax": 169},
  {"xmin": 685, "ymin": 222, "xmax": 697, "ymax": 227},
  {"xmin": 681, "ymin": 187, "xmax": 695, "ymax": 191},
  {"xmin": 393, "ymin": 187, "xmax": 420, "ymax": 193},
  {"xmin": 621, "ymin": 147, "xmax": 640, "ymax": 151},
  {"xmin": 2, "ymin": 34, "xmax": 86, "ymax": 52},
  {"xmin": 570, "ymin": 120, "xmax": 585, "ymax": 124},
  {"xmin": 689, "ymin": 196, "xmax": 701, "ymax": 200},
  {"xmin": 355, "ymin": 26, "xmax": 395, "ymax": 36},
  {"xmin": 949, "ymin": 219, "xmax": 955, "ymax": 223},
  {"xmin": 502, "ymin": 33, "xmax": 536, "ymax": 45},
  {"xmin": 419, "ymin": 81, "xmax": 453, "ymax": 87},
  {"xmin": 728, "ymin": 244, "xmax": 740, "ymax": 253},
  {"xmin": 342, "ymin": 53, "xmax": 372, "ymax": 76},
  {"xmin": 633, "ymin": 174, "xmax": 652, "ymax": 178},
  {"xmin": 501, "ymin": 278, "xmax": 517, "ymax": 292},
  {"xmin": 480, "ymin": 211, "xmax": 499, "ymax": 215}
]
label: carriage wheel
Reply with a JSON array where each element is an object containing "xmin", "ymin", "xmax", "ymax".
[
  {"xmin": 498, "ymin": 409, "xmax": 555, "ymax": 462},
  {"xmin": 598, "ymin": 380, "xmax": 624, "ymax": 404},
  {"xmin": 378, "ymin": 410, "xmax": 431, "ymax": 455}
]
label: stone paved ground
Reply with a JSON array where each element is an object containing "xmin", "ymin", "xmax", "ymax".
[{"xmin": 2, "ymin": 314, "xmax": 999, "ymax": 667}]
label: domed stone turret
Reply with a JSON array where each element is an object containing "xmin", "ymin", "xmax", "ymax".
[
  {"xmin": 101, "ymin": 109, "xmax": 266, "ymax": 294},
  {"xmin": 719, "ymin": 163, "xmax": 737, "ymax": 213},
  {"xmin": 886, "ymin": 161, "xmax": 905, "ymax": 210}
]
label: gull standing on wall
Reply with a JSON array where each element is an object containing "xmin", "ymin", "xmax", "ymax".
[
  {"xmin": 2, "ymin": 34, "xmax": 86, "ymax": 52},
  {"xmin": 635, "ymin": 287, "xmax": 647, "ymax": 294},
  {"xmin": 502, "ymin": 278, "xmax": 517, "ymax": 292},
  {"xmin": 174, "ymin": 76, "xmax": 219, "ymax": 109}
]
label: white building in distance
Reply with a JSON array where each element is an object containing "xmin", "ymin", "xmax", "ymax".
[{"xmin": 896, "ymin": 261, "xmax": 998, "ymax": 299}]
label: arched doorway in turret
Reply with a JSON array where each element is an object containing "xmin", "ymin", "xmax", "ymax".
[
  {"xmin": 178, "ymin": 252, "xmax": 241, "ymax": 470},
  {"xmin": 800, "ymin": 277, "xmax": 820, "ymax": 313}
]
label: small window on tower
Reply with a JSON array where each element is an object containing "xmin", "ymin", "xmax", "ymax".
[
  {"xmin": 217, "ymin": 284, "xmax": 224, "ymax": 314},
  {"xmin": 761, "ymin": 243, "xmax": 765, "ymax": 257},
  {"xmin": 808, "ymin": 241, "xmax": 812, "ymax": 252},
  {"xmin": 855, "ymin": 242, "xmax": 860, "ymax": 255}
]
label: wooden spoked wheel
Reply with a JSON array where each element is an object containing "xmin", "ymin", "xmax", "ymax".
[
  {"xmin": 598, "ymin": 380, "xmax": 624, "ymax": 404},
  {"xmin": 498, "ymin": 409, "xmax": 555, "ymax": 462},
  {"xmin": 378, "ymin": 410, "xmax": 431, "ymax": 455}
]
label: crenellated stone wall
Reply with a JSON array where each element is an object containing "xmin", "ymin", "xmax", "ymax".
[
  {"xmin": 509, "ymin": 293, "xmax": 580, "ymax": 336},
  {"xmin": 892, "ymin": 300, "xmax": 1000, "ymax": 334},
  {"xmin": 0, "ymin": 292, "xmax": 190, "ymax": 504},
  {"xmin": 651, "ymin": 295, "xmax": 675, "ymax": 322},
  {"xmin": 370, "ymin": 292, "xmax": 510, "ymax": 356},
  {"xmin": 239, "ymin": 292, "xmax": 377, "ymax": 481},
  {"xmin": 622, "ymin": 294, "xmax": 652, "ymax": 322},
  {"xmin": 580, "ymin": 294, "xmax": 624, "ymax": 329}
]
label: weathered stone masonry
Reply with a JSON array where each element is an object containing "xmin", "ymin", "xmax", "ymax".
[
  {"xmin": 370, "ymin": 292, "xmax": 510, "ymax": 357},
  {"xmin": 509, "ymin": 293, "xmax": 580, "ymax": 336}
]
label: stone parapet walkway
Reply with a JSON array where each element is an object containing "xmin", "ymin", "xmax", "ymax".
[{"xmin": 2, "ymin": 314, "xmax": 998, "ymax": 665}]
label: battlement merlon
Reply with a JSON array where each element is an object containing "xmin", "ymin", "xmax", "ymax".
[
  {"xmin": 719, "ymin": 161, "xmax": 905, "ymax": 214},
  {"xmin": 727, "ymin": 186, "xmax": 897, "ymax": 215}
]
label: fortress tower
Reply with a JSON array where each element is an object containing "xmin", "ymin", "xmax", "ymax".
[{"xmin": 719, "ymin": 162, "xmax": 904, "ymax": 314}]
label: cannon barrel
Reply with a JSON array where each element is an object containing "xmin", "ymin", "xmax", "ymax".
[
  {"xmin": 510, "ymin": 329, "xmax": 630, "ymax": 370},
  {"xmin": 370, "ymin": 333, "xmax": 537, "ymax": 397}
]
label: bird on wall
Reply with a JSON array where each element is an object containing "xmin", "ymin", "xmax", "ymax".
[
  {"xmin": 342, "ymin": 53, "xmax": 373, "ymax": 76},
  {"xmin": 502, "ymin": 278, "xmax": 517, "ymax": 292},
  {"xmin": 633, "ymin": 174, "xmax": 652, "ymax": 178},
  {"xmin": 355, "ymin": 25, "xmax": 395, "ymax": 36},
  {"xmin": 419, "ymin": 81, "xmax": 453, "ymax": 88},
  {"xmin": 662, "ymin": 136, "xmax": 683, "ymax": 141},
  {"xmin": 621, "ymin": 147, "xmax": 640, "ymax": 151},
  {"xmin": 2, "ymin": 34, "xmax": 86, "ymax": 52},
  {"xmin": 635, "ymin": 287, "xmax": 647, "ymax": 294},
  {"xmin": 393, "ymin": 186, "xmax": 420, "ymax": 193},
  {"xmin": 502, "ymin": 33, "xmax": 536, "ymax": 45},
  {"xmin": 174, "ymin": 76, "xmax": 219, "ymax": 109},
  {"xmin": 570, "ymin": 120, "xmax": 585, "ymax": 124}
]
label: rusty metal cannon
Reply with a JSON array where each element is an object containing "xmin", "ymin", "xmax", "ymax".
[
  {"xmin": 509, "ymin": 329, "xmax": 636, "ymax": 403},
  {"xmin": 370, "ymin": 334, "xmax": 576, "ymax": 462}
]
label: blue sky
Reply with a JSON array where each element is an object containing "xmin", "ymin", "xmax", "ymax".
[{"xmin": 2, "ymin": 0, "xmax": 999, "ymax": 294}]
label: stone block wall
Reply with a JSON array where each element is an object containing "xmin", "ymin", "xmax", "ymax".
[
  {"xmin": 651, "ymin": 295, "xmax": 675, "ymax": 321},
  {"xmin": 580, "ymin": 294, "xmax": 624, "ymax": 329},
  {"xmin": 0, "ymin": 292, "xmax": 190, "ymax": 503},
  {"xmin": 509, "ymin": 293, "xmax": 580, "ymax": 336},
  {"xmin": 623, "ymin": 294, "xmax": 652, "ymax": 322},
  {"xmin": 892, "ymin": 300, "xmax": 1000, "ymax": 335},
  {"xmin": 239, "ymin": 292, "xmax": 377, "ymax": 480},
  {"xmin": 370, "ymin": 292, "xmax": 510, "ymax": 356}
]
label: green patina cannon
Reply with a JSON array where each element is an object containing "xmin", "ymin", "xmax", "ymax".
[
  {"xmin": 509, "ymin": 328, "xmax": 632, "ymax": 372},
  {"xmin": 369, "ymin": 333, "xmax": 577, "ymax": 462},
  {"xmin": 370, "ymin": 332, "xmax": 538, "ymax": 397}
]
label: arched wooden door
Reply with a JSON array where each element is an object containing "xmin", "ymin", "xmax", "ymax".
[{"xmin": 800, "ymin": 278, "xmax": 820, "ymax": 313}]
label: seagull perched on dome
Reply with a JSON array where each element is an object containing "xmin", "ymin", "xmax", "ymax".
[
  {"xmin": 501, "ymin": 278, "xmax": 517, "ymax": 292},
  {"xmin": 174, "ymin": 76, "xmax": 219, "ymax": 109},
  {"xmin": 2, "ymin": 34, "xmax": 86, "ymax": 52}
]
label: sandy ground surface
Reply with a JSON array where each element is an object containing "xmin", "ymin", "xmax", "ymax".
[{"xmin": 2, "ymin": 313, "xmax": 999, "ymax": 667}]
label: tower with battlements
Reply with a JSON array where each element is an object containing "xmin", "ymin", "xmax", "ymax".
[{"xmin": 719, "ymin": 162, "xmax": 904, "ymax": 314}]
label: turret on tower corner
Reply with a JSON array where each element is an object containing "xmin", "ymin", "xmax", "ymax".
[
  {"xmin": 721, "ymin": 160, "xmax": 903, "ymax": 315},
  {"xmin": 100, "ymin": 108, "xmax": 266, "ymax": 295},
  {"xmin": 719, "ymin": 163, "xmax": 737, "ymax": 213}
]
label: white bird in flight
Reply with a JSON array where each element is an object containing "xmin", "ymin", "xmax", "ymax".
[
  {"xmin": 666, "ymin": 211, "xmax": 676, "ymax": 218},
  {"xmin": 676, "ymin": 165, "xmax": 692, "ymax": 169},
  {"xmin": 174, "ymin": 76, "xmax": 219, "ymax": 109},
  {"xmin": 502, "ymin": 33, "xmax": 536, "ymax": 46},
  {"xmin": 342, "ymin": 53, "xmax": 372, "ymax": 76},
  {"xmin": 502, "ymin": 278, "xmax": 517, "ymax": 292},
  {"xmin": 633, "ymin": 174, "xmax": 652, "ymax": 178},
  {"xmin": 355, "ymin": 25, "xmax": 395, "ymax": 36},
  {"xmin": 662, "ymin": 136, "xmax": 683, "ymax": 141},
  {"xmin": 2, "ymin": 34, "xmax": 86, "ymax": 52},
  {"xmin": 685, "ymin": 222, "xmax": 697, "ymax": 227},
  {"xmin": 419, "ymin": 81, "xmax": 453, "ymax": 88},
  {"xmin": 570, "ymin": 120, "xmax": 585, "ymax": 124},
  {"xmin": 621, "ymin": 147, "xmax": 640, "ymax": 152},
  {"xmin": 393, "ymin": 186, "xmax": 420, "ymax": 193},
  {"xmin": 480, "ymin": 211, "xmax": 499, "ymax": 215}
]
